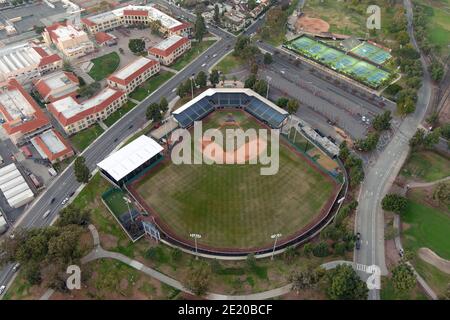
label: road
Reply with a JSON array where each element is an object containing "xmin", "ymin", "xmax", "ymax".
[
  {"xmin": 0, "ymin": 18, "xmax": 236, "ymax": 295},
  {"xmin": 354, "ymin": 0, "xmax": 433, "ymax": 300}
]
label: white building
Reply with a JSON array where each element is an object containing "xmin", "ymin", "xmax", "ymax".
[
  {"xmin": 0, "ymin": 163, "xmax": 34, "ymax": 208},
  {"xmin": 148, "ymin": 35, "xmax": 191, "ymax": 66},
  {"xmin": 0, "ymin": 42, "xmax": 62, "ymax": 84}
]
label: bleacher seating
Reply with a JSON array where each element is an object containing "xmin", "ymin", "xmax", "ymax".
[{"xmin": 173, "ymin": 92, "xmax": 288, "ymax": 128}]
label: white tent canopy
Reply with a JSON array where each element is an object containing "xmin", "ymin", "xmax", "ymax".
[{"xmin": 97, "ymin": 135, "xmax": 163, "ymax": 182}]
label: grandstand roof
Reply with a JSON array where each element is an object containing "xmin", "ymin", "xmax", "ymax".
[
  {"xmin": 97, "ymin": 135, "xmax": 163, "ymax": 181},
  {"xmin": 173, "ymin": 88, "xmax": 288, "ymax": 116}
]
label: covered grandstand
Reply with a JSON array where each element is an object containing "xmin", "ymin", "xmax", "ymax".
[
  {"xmin": 172, "ymin": 88, "xmax": 289, "ymax": 129},
  {"xmin": 97, "ymin": 135, "xmax": 163, "ymax": 186}
]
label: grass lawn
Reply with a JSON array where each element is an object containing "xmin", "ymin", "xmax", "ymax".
[
  {"xmin": 402, "ymin": 200, "xmax": 450, "ymax": 260},
  {"xmin": 380, "ymin": 277, "xmax": 428, "ymax": 300},
  {"xmin": 103, "ymin": 189, "xmax": 131, "ymax": 218},
  {"xmin": 129, "ymin": 71, "xmax": 174, "ymax": 101},
  {"xmin": 401, "ymin": 150, "xmax": 450, "ymax": 182},
  {"xmin": 412, "ymin": 255, "xmax": 450, "ymax": 297},
  {"xmin": 215, "ymin": 52, "xmax": 245, "ymax": 74},
  {"xmin": 104, "ymin": 101, "xmax": 137, "ymax": 127},
  {"xmin": 414, "ymin": 0, "xmax": 450, "ymax": 59},
  {"xmin": 133, "ymin": 110, "xmax": 338, "ymax": 249},
  {"xmin": 69, "ymin": 124, "xmax": 104, "ymax": 151},
  {"xmin": 171, "ymin": 40, "xmax": 217, "ymax": 71},
  {"xmin": 88, "ymin": 52, "xmax": 120, "ymax": 81}
]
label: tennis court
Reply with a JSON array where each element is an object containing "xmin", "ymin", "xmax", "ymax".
[
  {"xmin": 286, "ymin": 36, "xmax": 393, "ymax": 88},
  {"xmin": 350, "ymin": 42, "xmax": 392, "ymax": 65}
]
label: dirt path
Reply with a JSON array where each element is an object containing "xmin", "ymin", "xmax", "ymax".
[{"xmin": 418, "ymin": 247, "xmax": 450, "ymax": 274}]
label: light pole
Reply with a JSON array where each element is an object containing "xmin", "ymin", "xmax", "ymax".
[
  {"xmin": 189, "ymin": 233, "xmax": 202, "ymax": 259},
  {"xmin": 270, "ymin": 233, "xmax": 282, "ymax": 260},
  {"xmin": 266, "ymin": 75, "xmax": 271, "ymax": 99},
  {"xmin": 190, "ymin": 73, "xmax": 195, "ymax": 100},
  {"xmin": 123, "ymin": 196, "xmax": 133, "ymax": 223}
]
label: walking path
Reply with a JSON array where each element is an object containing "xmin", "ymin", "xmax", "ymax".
[
  {"xmin": 160, "ymin": 65, "xmax": 178, "ymax": 74},
  {"xmin": 407, "ymin": 176, "xmax": 450, "ymax": 189},
  {"xmin": 68, "ymin": 225, "xmax": 355, "ymax": 300},
  {"xmin": 393, "ymin": 215, "xmax": 438, "ymax": 300}
]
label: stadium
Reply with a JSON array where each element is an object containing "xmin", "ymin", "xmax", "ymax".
[{"xmin": 99, "ymin": 89, "xmax": 346, "ymax": 256}]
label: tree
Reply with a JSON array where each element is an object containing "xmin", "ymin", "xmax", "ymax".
[
  {"xmin": 195, "ymin": 71, "xmax": 207, "ymax": 88},
  {"xmin": 34, "ymin": 25, "xmax": 45, "ymax": 34},
  {"xmin": 338, "ymin": 141, "xmax": 350, "ymax": 162},
  {"xmin": 426, "ymin": 112, "xmax": 439, "ymax": 127},
  {"xmin": 77, "ymin": 81, "xmax": 101, "ymax": 98},
  {"xmin": 209, "ymin": 70, "xmax": 220, "ymax": 88},
  {"xmin": 213, "ymin": 4, "xmax": 221, "ymax": 25},
  {"xmin": 326, "ymin": 265, "xmax": 368, "ymax": 300},
  {"xmin": 185, "ymin": 262, "xmax": 211, "ymax": 296},
  {"xmin": 159, "ymin": 97, "xmax": 168, "ymax": 113},
  {"xmin": 283, "ymin": 246, "xmax": 297, "ymax": 264},
  {"xmin": 312, "ymin": 242, "xmax": 329, "ymax": 257},
  {"xmin": 355, "ymin": 132, "xmax": 380, "ymax": 152},
  {"xmin": 146, "ymin": 102, "xmax": 162, "ymax": 122},
  {"xmin": 244, "ymin": 74, "xmax": 257, "ymax": 89},
  {"xmin": 57, "ymin": 205, "xmax": 91, "ymax": 227},
  {"xmin": 290, "ymin": 267, "xmax": 323, "ymax": 293},
  {"xmin": 391, "ymin": 262, "xmax": 416, "ymax": 292},
  {"xmin": 397, "ymin": 95, "xmax": 416, "ymax": 115},
  {"xmin": 423, "ymin": 127, "xmax": 441, "ymax": 148},
  {"xmin": 74, "ymin": 156, "xmax": 90, "ymax": 183},
  {"xmin": 247, "ymin": 0, "xmax": 257, "ymax": 10},
  {"xmin": 381, "ymin": 194, "xmax": 408, "ymax": 214},
  {"xmin": 409, "ymin": 128, "xmax": 426, "ymax": 150},
  {"xmin": 250, "ymin": 62, "xmax": 259, "ymax": 75},
  {"xmin": 128, "ymin": 39, "xmax": 145, "ymax": 54},
  {"xmin": 372, "ymin": 111, "xmax": 392, "ymax": 132},
  {"xmin": 233, "ymin": 35, "xmax": 260, "ymax": 62},
  {"xmin": 286, "ymin": 99, "xmax": 299, "ymax": 115},
  {"xmin": 432, "ymin": 182, "xmax": 450, "ymax": 206},
  {"xmin": 302, "ymin": 243, "xmax": 313, "ymax": 257},
  {"xmin": 276, "ymin": 97, "xmax": 289, "ymax": 109},
  {"xmin": 194, "ymin": 13, "xmax": 206, "ymax": 42},
  {"xmin": 429, "ymin": 61, "xmax": 444, "ymax": 82},
  {"xmin": 252, "ymin": 79, "xmax": 268, "ymax": 96},
  {"xmin": 263, "ymin": 52, "xmax": 273, "ymax": 65}
]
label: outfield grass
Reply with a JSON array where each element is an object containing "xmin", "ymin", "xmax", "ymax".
[
  {"xmin": 215, "ymin": 52, "xmax": 245, "ymax": 74},
  {"xmin": 70, "ymin": 124, "xmax": 104, "ymax": 151},
  {"xmin": 129, "ymin": 71, "xmax": 174, "ymax": 101},
  {"xmin": 88, "ymin": 52, "xmax": 120, "ymax": 81},
  {"xmin": 401, "ymin": 150, "xmax": 450, "ymax": 182},
  {"xmin": 171, "ymin": 40, "xmax": 217, "ymax": 71},
  {"xmin": 134, "ymin": 110, "xmax": 337, "ymax": 249},
  {"xmin": 104, "ymin": 101, "xmax": 137, "ymax": 127},
  {"xmin": 402, "ymin": 200, "xmax": 450, "ymax": 259}
]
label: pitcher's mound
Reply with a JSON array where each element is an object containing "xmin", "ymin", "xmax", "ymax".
[{"xmin": 296, "ymin": 15, "xmax": 330, "ymax": 34}]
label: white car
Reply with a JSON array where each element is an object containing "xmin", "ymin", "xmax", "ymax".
[
  {"xmin": 201, "ymin": 63, "xmax": 207, "ymax": 67},
  {"xmin": 0, "ymin": 285, "xmax": 5, "ymax": 295},
  {"xmin": 12, "ymin": 263, "xmax": 20, "ymax": 272},
  {"xmin": 61, "ymin": 197, "xmax": 69, "ymax": 205}
]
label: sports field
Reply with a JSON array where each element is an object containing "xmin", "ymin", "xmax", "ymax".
[
  {"xmin": 132, "ymin": 110, "xmax": 338, "ymax": 249},
  {"xmin": 286, "ymin": 36, "xmax": 392, "ymax": 88}
]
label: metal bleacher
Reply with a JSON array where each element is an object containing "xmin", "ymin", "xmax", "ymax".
[{"xmin": 173, "ymin": 92, "xmax": 288, "ymax": 129}]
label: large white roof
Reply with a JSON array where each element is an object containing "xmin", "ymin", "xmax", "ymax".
[
  {"xmin": 97, "ymin": 135, "xmax": 163, "ymax": 181},
  {"xmin": 0, "ymin": 163, "xmax": 34, "ymax": 208}
]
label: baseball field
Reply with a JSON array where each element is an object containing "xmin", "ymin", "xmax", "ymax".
[{"xmin": 132, "ymin": 110, "xmax": 339, "ymax": 250}]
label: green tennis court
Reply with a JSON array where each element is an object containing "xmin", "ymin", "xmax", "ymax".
[{"xmin": 350, "ymin": 42, "xmax": 392, "ymax": 65}]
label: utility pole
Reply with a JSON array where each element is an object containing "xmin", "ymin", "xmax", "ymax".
[
  {"xmin": 189, "ymin": 233, "xmax": 202, "ymax": 259},
  {"xmin": 270, "ymin": 233, "xmax": 282, "ymax": 260}
]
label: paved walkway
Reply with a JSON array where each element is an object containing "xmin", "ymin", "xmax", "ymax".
[
  {"xmin": 407, "ymin": 176, "xmax": 450, "ymax": 189},
  {"xmin": 78, "ymin": 225, "xmax": 354, "ymax": 300},
  {"xmin": 393, "ymin": 215, "xmax": 438, "ymax": 300},
  {"xmin": 160, "ymin": 65, "xmax": 178, "ymax": 74}
]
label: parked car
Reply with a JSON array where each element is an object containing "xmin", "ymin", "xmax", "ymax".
[
  {"xmin": 12, "ymin": 263, "xmax": 20, "ymax": 272},
  {"xmin": 355, "ymin": 232, "xmax": 362, "ymax": 250},
  {"xmin": 61, "ymin": 197, "xmax": 69, "ymax": 205},
  {"xmin": 0, "ymin": 285, "xmax": 5, "ymax": 295}
]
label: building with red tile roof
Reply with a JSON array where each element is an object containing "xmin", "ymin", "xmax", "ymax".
[
  {"xmin": 81, "ymin": 5, "xmax": 192, "ymax": 37},
  {"xmin": 107, "ymin": 56, "xmax": 160, "ymax": 94},
  {"xmin": 0, "ymin": 79, "xmax": 51, "ymax": 144},
  {"xmin": 30, "ymin": 129, "xmax": 74, "ymax": 163},
  {"xmin": 0, "ymin": 42, "xmax": 62, "ymax": 84},
  {"xmin": 48, "ymin": 87, "xmax": 126, "ymax": 134},
  {"xmin": 148, "ymin": 35, "xmax": 191, "ymax": 66},
  {"xmin": 33, "ymin": 71, "xmax": 80, "ymax": 103},
  {"xmin": 94, "ymin": 32, "xmax": 117, "ymax": 46},
  {"xmin": 42, "ymin": 22, "xmax": 94, "ymax": 60}
]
